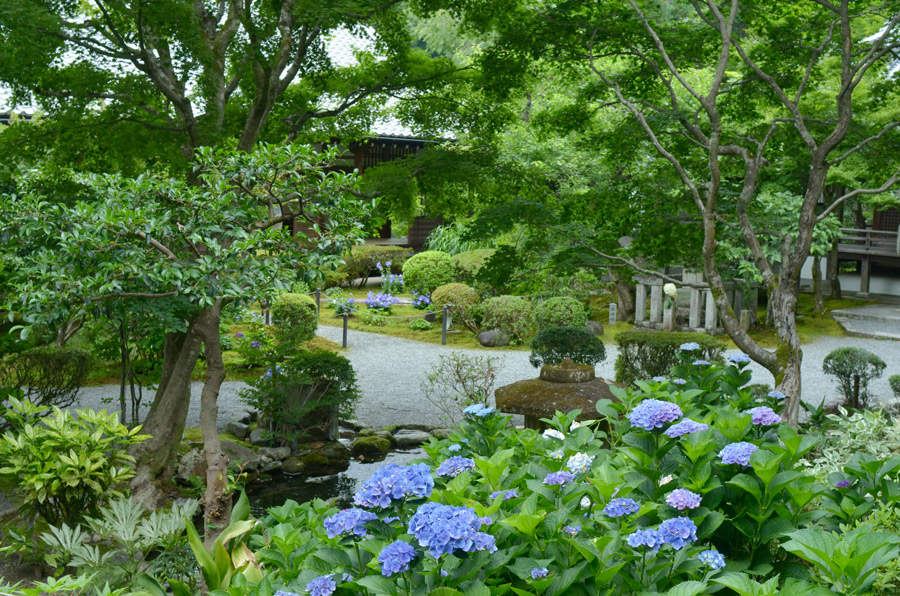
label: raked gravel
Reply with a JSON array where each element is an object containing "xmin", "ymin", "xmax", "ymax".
[{"xmin": 72, "ymin": 326, "xmax": 900, "ymax": 432}]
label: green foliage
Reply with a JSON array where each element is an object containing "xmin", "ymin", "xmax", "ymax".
[
  {"xmin": 891, "ymin": 375, "xmax": 900, "ymax": 399},
  {"xmin": 40, "ymin": 498, "xmax": 199, "ymax": 593},
  {"xmin": 271, "ymin": 292, "xmax": 318, "ymax": 351},
  {"xmin": 0, "ymin": 345, "xmax": 91, "ymax": 431},
  {"xmin": 479, "ymin": 294, "xmax": 535, "ymax": 342},
  {"xmin": 528, "ymin": 269, "xmax": 604, "ymax": 304},
  {"xmin": 431, "ymin": 283, "xmax": 482, "ymax": 333},
  {"xmin": 529, "ymin": 325, "xmax": 606, "ymax": 368},
  {"xmin": 803, "ymin": 409, "xmax": 900, "ymax": 481},
  {"xmin": 340, "ymin": 245, "xmax": 414, "ymax": 288},
  {"xmin": 420, "ymin": 351, "xmax": 504, "ymax": 424},
  {"xmin": 427, "ymin": 223, "xmax": 495, "ymax": 255},
  {"xmin": 402, "ymin": 250, "xmax": 456, "ymax": 294},
  {"xmin": 614, "ymin": 330, "xmax": 726, "ymax": 386},
  {"xmin": 0, "ymin": 398, "xmax": 148, "ymax": 528},
  {"xmin": 451, "ymin": 248, "xmax": 496, "ymax": 284},
  {"xmin": 233, "ymin": 325, "xmax": 276, "ymax": 368},
  {"xmin": 822, "ymin": 347, "xmax": 887, "ymax": 410},
  {"xmin": 409, "ymin": 318, "xmax": 433, "ymax": 331},
  {"xmin": 239, "ymin": 350, "xmax": 360, "ymax": 445},
  {"xmin": 534, "ymin": 296, "xmax": 588, "ymax": 330},
  {"xmin": 358, "ymin": 311, "xmax": 387, "ymax": 327}
]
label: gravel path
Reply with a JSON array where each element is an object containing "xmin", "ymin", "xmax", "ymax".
[{"xmin": 73, "ymin": 327, "xmax": 900, "ymax": 431}]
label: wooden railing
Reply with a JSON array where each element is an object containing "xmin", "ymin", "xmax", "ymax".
[{"xmin": 837, "ymin": 227, "xmax": 899, "ymax": 257}]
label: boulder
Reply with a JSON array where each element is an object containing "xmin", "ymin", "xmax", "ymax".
[
  {"xmin": 259, "ymin": 446, "xmax": 291, "ymax": 461},
  {"xmin": 221, "ymin": 441, "xmax": 261, "ymax": 472},
  {"xmin": 249, "ymin": 428, "xmax": 269, "ymax": 446},
  {"xmin": 478, "ymin": 329, "xmax": 511, "ymax": 347},
  {"xmin": 260, "ymin": 460, "xmax": 282, "ymax": 474},
  {"xmin": 340, "ymin": 419, "xmax": 367, "ymax": 432},
  {"xmin": 393, "ymin": 429, "xmax": 431, "ymax": 447},
  {"xmin": 301, "ymin": 442, "xmax": 351, "ymax": 476},
  {"xmin": 430, "ymin": 428, "xmax": 454, "ymax": 440},
  {"xmin": 351, "ymin": 435, "xmax": 392, "ymax": 458},
  {"xmin": 282, "ymin": 456, "xmax": 306, "ymax": 475},
  {"xmin": 176, "ymin": 448, "xmax": 206, "ymax": 484},
  {"xmin": 586, "ymin": 321, "xmax": 604, "ymax": 336},
  {"xmin": 358, "ymin": 428, "xmax": 376, "ymax": 437},
  {"xmin": 375, "ymin": 430, "xmax": 397, "ymax": 446},
  {"xmin": 224, "ymin": 421, "xmax": 250, "ymax": 440},
  {"xmin": 495, "ymin": 360, "xmax": 621, "ymax": 429}
]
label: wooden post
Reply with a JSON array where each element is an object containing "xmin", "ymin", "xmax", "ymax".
[
  {"xmin": 342, "ymin": 313, "xmax": 348, "ymax": 348},
  {"xmin": 859, "ymin": 256, "xmax": 871, "ymax": 296},
  {"xmin": 315, "ymin": 289, "xmax": 321, "ymax": 314},
  {"xmin": 705, "ymin": 290, "xmax": 718, "ymax": 331},
  {"xmin": 442, "ymin": 305, "xmax": 449, "ymax": 345},
  {"xmin": 649, "ymin": 284, "xmax": 663, "ymax": 324},
  {"xmin": 264, "ymin": 300, "xmax": 270, "ymax": 325},
  {"xmin": 635, "ymin": 284, "xmax": 647, "ymax": 323},
  {"xmin": 608, "ymin": 303, "xmax": 617, "ymax": 327}
]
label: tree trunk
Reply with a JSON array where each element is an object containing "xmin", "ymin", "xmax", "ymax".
[
  {"xmin": 770, "ymin": 283, "xmax": 804, "ymax": 426},
  {"xmin": 611, "ymin": 271, "xmax": 635, "ymax": 321},
  {"xmin": 812, "ymin": 256, "xmax": 825, "ymax": 313},
  {"xmin": 129, "ymin": 327, "xmax": 201, "ymax": 509},
  {"xmin": 194, "ymin": 303, "xmax": 231, "ymax": 546}
]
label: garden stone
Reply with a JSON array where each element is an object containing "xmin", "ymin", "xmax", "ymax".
[
  {"xmin": 478, "ymin": 329, "xmax": 511, "ymax": 347},
  {"xmin": 225, "ymin": 421, "xmax": 250, "ymax": 440},
  {"xmin": 351, "ymin": 435, "xmax": 392, "ymax": 457},
  {"xmin": 282, "ymin": 456, "xmax": 306, "ymax": 475},
  {"xmin": 260, "ymin": 460, "xmax": 282, "ymax": 473},
  {"xmin": 176, "ymin": 448, "xmax": 206, "ymax": 483},
  {"xmin": 358, "ymin": 428, "xmax": 376, "ymax": 437},
  {"xmin": 431, "ymin": 428, "xmax": 454, "ymax": 440},
  {"xmin": 340, "ymin": 419, "xmax": 366, "ymax": 431},
  {"xmin": 259, "ymin": 446, "xmax": 291, "ymax": 461},
  {"xmin": 375, "ymin": 430, "xmax": 397, "ymax": 446},
  {"xmin": 393, "ymin": 429, "xmax": 431, "ymax": 447},
  {"xmin": 249, "ymin": 428, "xmax": 268, "ymax": 446},
  {"xmin": 586, "ymin": 321, "xmax": 604, "ymax": 336},
  {"xmin": 301, "ymin": 442, "xmax": 351, "ymax": 476},
  {"xmin": 221, "ymin": 441, "xmax": 260, "ymax": 471}
]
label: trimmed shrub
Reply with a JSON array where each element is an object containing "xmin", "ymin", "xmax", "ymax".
[
  {"xmin": 822, "ymin": 347, "xmax": 886, "ymax": 409},
  {"xmin": 271, "ymin": 292, "xmax": 318, "ymax": 351},
  {"xmin": 529, "ymin": 326, "xmax": 606, "ymax": 368},
  {"xmin": 452, "ymin": 248, "xmax": 496, "ymax": 284},
  {"xmin": 0, "ymin": 345, "xmax": 91, "ymax": 431},
  {"xmin": 614, "ymin": 330, "xmax": 726, "ymax": 386},
  {"xmin": 534, "ymin": 296, "xmax": 588, "ymax": 330},
  {"xmin": 891, "ymin": 374, "xmax": 900, "ymax": 399},
  {"xmin": 480, "ymin": 295, "xmax": 535, "ymax": 342},
  {"xmin": 402, "ymin": 250, "xmax": 455, "ymax": 294},
  {"xmin": 431, "ymin": 283, "xmax": 482, "ymax": 333},
  {"xmin": 344, "ymin": 245, "xmax": 413, "ymax": 285}
]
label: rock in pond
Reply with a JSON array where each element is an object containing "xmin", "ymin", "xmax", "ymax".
[
  {"xmin": 393, "ymin": 429, "xmax": 431, "ymax": 447},
  {"xmin": 351, "ymin": 435, "xmax": 392, "ymax": 458},
  {"xmin": 301, "ymin": 442, "xmax": 351, "ymax": 476}
]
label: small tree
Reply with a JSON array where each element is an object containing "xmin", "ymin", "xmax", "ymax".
[
  {"xmin": 822, "ymin": 347, "xmax": 886, "ymax": 410},
  {"xmin": 421, "ymin": 351, "xmax": 504, "ymax": 425}
]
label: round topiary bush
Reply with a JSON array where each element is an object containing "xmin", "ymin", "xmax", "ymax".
[
  {"xmin": 271, "ymin": 292, "xmax": 318, "ymax": 351},
  {"xmin": 891, "ymin": 374, "xmax": 900, "ymax": 399},
  {"xmin": 529, "ymin": 326, "xmax": 606, "ymax": 368},
  {"xmin": 480, "ymin": 295, "xmax": 535, "ymax": 342},
  {"xmin": 822, "ymin": 347, "xmax": 887, "ymax": 409},
  {"xmin": 402, "ymin": 251, "xmax": 455, "ymax": 295},
  {"xmin": 451, "ymin": 249, "xmax": 496, "ymax": 284},
  {"xmin": 534, "ymin": 296, "xmax": 588, "ymax": 330},
  {"xmin": 431, "ymin": 283, "xmax": 482, "ymax": 333}
]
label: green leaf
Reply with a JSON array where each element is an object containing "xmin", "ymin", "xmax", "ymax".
[
  {"xmin": 726, "ymin": 474, "xmax": 762, "ymax": 502},
  {"xmin": 185, "ymin": 518, "xmax": 218, "ymax": 590},
  {"xmin": 230, "ymin": 490, "xmax": 250, "ymax": 525}
]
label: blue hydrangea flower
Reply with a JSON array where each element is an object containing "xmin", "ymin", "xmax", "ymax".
[
  {"xmin": 305, "ymin": 575, "xmax": 337, "ymax": 596},
  {"xmin": 658, "ymin": 517, "xmax": 698, "ymax": 549},
  {"xmin": 719, "ymin": 442, "xmax": 758, "ymax": 466},
  {"xmin": 378, "ymin": 541, "xmax": 417, "ymax": 576},
  {"xmin": 549, "ymin": 449, "xmax": 565, "ymax": 460},
  {"xmin": 665, "ymin": 489, "xmax": 701, "ymax": 510},
  {"xmin": 480, "ymin": 516, "xmax": 493, "ymax": 526},
  {"xmin": 835, "ymin": 480, "xmax": 852, "ymax": 488},
  {"xmin": 767, "ymin": 390, "xmax": 787, "ymax": 400},
  {"xmin": 628, "ymin": 399, "xmax": 683, "ymax": 430},
  {"xmin": 384, "ymin": 516, "xmax": 400, "ymax": 523},
  {"xmin": 747, "ymin": 406, "xmax": 781, "ymax": 426},
  {"xmin": 566, "ymin": 453, "xmax": 595, "ymax": 474},
  {"xmin": 692, "ymin": 359, "xmax": 711, "ymax": 366},
  {"xmin": 490, "ymin": 489, "xmax": 518, "ymax": 500},
  {"xmin": 448, "ymin": 443, "xmax": 461, "ymax": 452},
  {"xmin": 603, "ymin": 497, "xmax": 640, "ymax": 518},
  {"xmin": 651, "ymin": 376, "xmax": 667, "ymax": 382},
  {"xmin": 463, "ymin": 404, "xmax": 495, "ymax": 417},
  {"xmin": 408, "ymin": 502, "xmax": 496, "ymax": 557},
  {"xmin": 627, "ymin": 528, "xmax": 663, "ymax": 550},
  {"xmin": 728, "ymin": 353, "xmax": 751, "ymax": 364},
  {"xmin": 353, "ymin": 463, "xmax": 434, "ymax": 508},
  {"xmin": 323, "ymin": 508, "xmax": 378, "ymax": 538},
  {"xmin": 664, "ymin": 418, "xmax": 709, "ymax": 438},
  {"xmin": 436, "ymin": 456, "xmax": 476, "ymax": 478},
  {"xmin": 679, "ymin": 342, "xmax": 700, "ymax": 351},
  {"xmin": 531, "ymin": 567, "xmax": 549, "ymax": 579},
  {"xmin": 698, "ymin": 549, "xmax": 726, "ymax": 570},
  {"xmin": 544, "ymin": 471, "xmax": 575, "ymax": 486},
  {"xmin": 275, "ymin": 592, "xmax": 300, "ymax": 596},
  {"xmin": 563, "ymin": 525, "xmax": 580, "ymax": 536},
  {"xmin": 440, "ymin": 569, "xmax": 448, "ymax": 578},
  {"xmin": 672, "ymin": 378, "xmax": 687, "ymax": 385}
]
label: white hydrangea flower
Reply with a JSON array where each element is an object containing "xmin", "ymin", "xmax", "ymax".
[
  {"xmin": 543, "ymin": 429, "xmax": 565, "ymax": 440},
  {"xmin": 580, "ymin": 496, "xmax": 592, "ymax": 509},
  {"xmin": 567, "ymin": 453, "xmax": 595, "ymax": 474},
  {"xmin": 659, "ymin": 474, "xmax": 674, "ymax": 486},
  {"xmin": 663, "ymin": 283, "xmax": 678, "ymax": 298}
]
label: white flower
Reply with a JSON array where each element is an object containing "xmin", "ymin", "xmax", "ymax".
[
  {"xmin": 663, "ymin": 283, "xmax": 678, "ymax": 298},
  {"xmin": 567, "ymin": 453, "xmax": 595, "ymax": 474},
  {"xmin": 569, "ymin": 421, "xmax": 582, "ymax": 431},
  {"xmin": 580, "ymin": 496, "xmax": 592, "ymax": 508},
  {"xmin": 659, "ymin": 474, "xmax": 674, "ymax": 486},
  {"xmin": 543, "ymin": 429, "xmax": 565, "ymax": 440}
]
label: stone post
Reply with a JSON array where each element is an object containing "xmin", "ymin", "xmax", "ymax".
[
  {"xmin": 608, "ymin": 303, "xmax": 617, "ymax": 327},
  {"xmin": 635, "ymin": 284, "xmax": 647, "ymax": 324},
  {"xmin": 740, "ymin": 310, "xmax": 751, "ymax": 332},
  {"xmin": 649, "ymin": 284, "xmax": 663, "ymax": 324},
  {"xmin": 747, "ymin": 285, "xmax": 759, "ymax": 325},
  {"xmin": 704, "ymin": 290, "xmax": 718, "ymax": 331},
  {"xmin": 663, "ymin": 305, "xmax": 675, "ymax": 331}
]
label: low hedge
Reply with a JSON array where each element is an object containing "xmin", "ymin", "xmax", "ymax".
[{"xmin": 614, "ymin": 330, "xmax": 726, "ymax": 386}]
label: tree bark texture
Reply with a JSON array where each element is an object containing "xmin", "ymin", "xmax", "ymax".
[{"xmin": 812, "ymin": 256, "xmax": 825, "ymax": 312}]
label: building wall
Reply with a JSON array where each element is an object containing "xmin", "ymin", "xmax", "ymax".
[{"xmin": 800, "ymin": 257, "xmax": 900, "ymax": 296}]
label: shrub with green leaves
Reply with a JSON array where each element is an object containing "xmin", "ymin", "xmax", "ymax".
[
  {"xmin": 233, "ymin": 324, "xmax": 276, "ymax": 367},
  {"xmin": 271, "ymin": 292, "xmax": 318, "ymax": 351},
  {"xmin": 822, "ymin": 347, "xmax": 887, "ymax": 409},
  {"xmin": 888, "ymin": 374, "xmax": 900, "ymax": 399},
  {"xmin": 0, "ymin": 398, "xmax": 147, "ymax": 528},
  {"xmin": 409, "ymin": 318, "xmax": 433, "ymax": 331},
  {"xmin": 342, "ymin": 245, "xmax": 413, "ymax": 286},
  {"xmin": 239, "ymin": 350, "xmax": 360, "ymax": 445},
  {"xmin": 614, "ymin": 329, "xmax": 725, "ymax": 385},
  {"xmin": 529, "ymin": 325, "xmax": 606, "ymax": 368},
  {"xmin": 452, "ymin": 248, "xmax": 496, "ymax": 284},
  {"xmin": 431, "ymin": 283, "xmax": 482, "ymax": 333},
  {"xmin": 479, "ymin": 294, "xmax": 535, "ymax": 342},
  {"xmin": 0, "ymin": 345, "xmax": 91, "ymax": 431},
  {"xmin": 402, "ymin": 250, "xmax": 455, "ymax": 294},
  {"xmin": 534, "ymin": 296, "xmax": 588, "ymax": 330}
]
